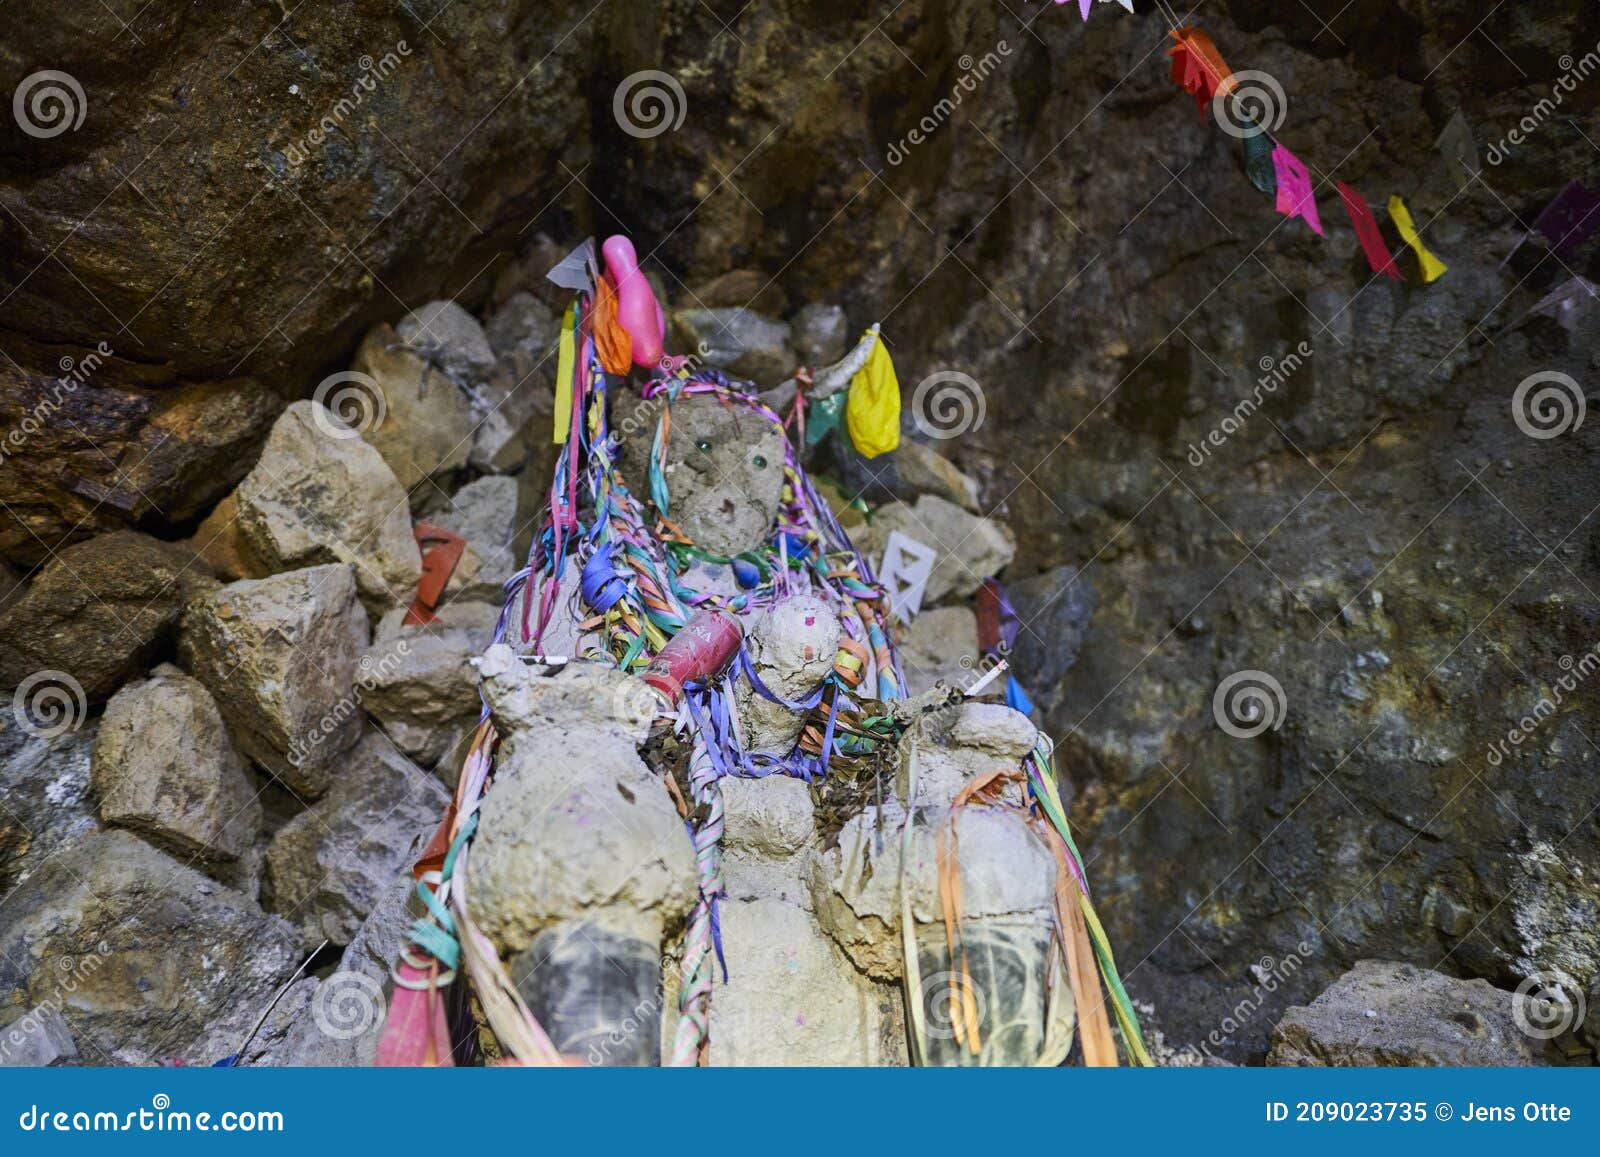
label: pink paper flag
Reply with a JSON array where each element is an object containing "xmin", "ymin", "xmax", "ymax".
[
  {"xmin": 1271, "ymin": 144, "xmax": 1323, "ymax": 236},
  {"xmin": 1078, "ymin": 0, "xmax": 1091, "ymax": 16},
  {"xmin": 1336, "ymin": 181, "xmax": 1402, "ymax": 280}
]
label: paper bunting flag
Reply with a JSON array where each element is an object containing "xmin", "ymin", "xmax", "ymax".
[
  {"xmin": 879, "ymin": 530, "xmax": 936, "ymax": 622},
  {"xmin": 1271, "ymin": 145, "xmax": 1323, "ymax": 235},
  {"xmin": 1519, "ymin": 276, "xmax": 1599, "ymax": 333},
  {"xmin": 1072, "ymin": 0, "xmax": 1134, "ymax": 16},
  {"xmin": 1167, "ymin": 26, "xmax": 1235, "ymax": 115},
  {"xmin": 1387, "ymin": 196, "xmax": 1447, "ymax": 283},
  {"xmin": 546, "ymin": 237, "xmax": 598, "ymax": 294},
  {"xmin": 1435, "ymin": 111, "xmax": 1477, "ymax": 190},
  {"xmin": 1336, "ymin": 182, "xmax": 1401, "ymax": 280},
  {"xmin": 1533, "ymin": 180, "xmax": 1600, "ymax": 254},
  {"xmin": 1243, "ymin": 131, "xmax": 1277, "ymax": 195}
]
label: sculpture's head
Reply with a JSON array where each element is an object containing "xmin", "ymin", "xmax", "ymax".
[{"xmin": 618, "ymin": 392, "xmax": 787, "ymax": 558}]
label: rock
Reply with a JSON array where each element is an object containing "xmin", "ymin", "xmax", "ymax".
[
  {"xmin": 894, "ymin": 440, "xmax": 982, "ymax": 513},
  {"xmin": 360, "ymin": 634, "xmax": 482, "ymax": 769},
  {"xmin": 179, "ymin": 564, "xmax": 370, "ymax": 797},
  {"xmin": 189, "ymin": 492, "xmax": 271, "ymax": 582},
  {"xmin": 233, "ymin": 400, "xmax": 422, "ymax": 612},
  {"xmin": 791, "ymin": 303, "xmax": 850, "ymax": 365},
  {"xmin": 349, "ymin": 323, "xmax": 474, "ymax": 493},
  {"xmin": 616, "ymin": 392, "xmax": 787, "ymax": 557},
  {"xmin": 896, "ymin": 605, "xmax": 981, "ymax": 694},
  {"xmin": 485, "ymin": 292, "xmax": 559, "ymax": 361},
  {"xmin": 395, "ymin": 301, "xmax": 496, "ymax": 387},
  {"xmin": 858, "ymin": 495, "xmax": 1016, "ymax": 605},
  {"xmin": 0, "ymin": 556, "xmax": 26, "ymax": 612},
  {"xmin": 91, "ymin": 669, "xmax": 260, "ymax": 864},
  {"xmin": 265, "ymin": 733, "xmax": 446, "ymax": 949},
  {"xmin": 246, "ymin": 860, "xmax": 420, "ymax": 1067},
  {"xmin": 1007, "ymin": 566, "xmax": 1097, "ymax": 692},
  {"xmin": 0, "ymin": 1, "xmax": 593, "ymax": 553},
  {"xmin": 374, "ymin": 598, "xmax": 502, "ymax": 652},
  {"xmin": 1268, "ymin": 961, "xmax": 1550, "ymax": 1066},
  {"xmin": 692, "ymin": 269, "xmax": 790, "ymax": 317},
  {"xmin": 432, "ymin": 475, "xmax": 518, "ymax": 604},
  {"xmin": 672, "ymin": 307, "xmax": 796, "ymax": 386},
  {"xmin": 0, "ymin": 531, "xmax": 205, "ymax": 702},
  {"xmin": 474, "ymin": 294, "xmax": 561, "ymax": 473},
  {"xmin": 708, "ymin": 897, "xmax": 904, "ymax": 1065},
  {"xmin": 0, "ymin": 721, "xmax": 99, "ymax": 898},
  {"xmin": 472, "ymin": 349, "xmax": 559, "ymax": 474},
  {"xmin": 0, "ymin": 1003, "xmax": 78, "ymax": 1066},
  {"xmin": 0, "ymin": 830, "xmax": 300, "ymax": 1065}
]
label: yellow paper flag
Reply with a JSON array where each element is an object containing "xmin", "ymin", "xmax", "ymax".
[
  {"xmin": 844, "ymin": 329, "xmax": 900, "ymax": 458},
  {"xmin": 1388, "ymin": 195, "xmax": 1448, "ymax": 284},
  {"xmin": 553, "ymin": 301, "xmax": 577, "ymax": 443}
]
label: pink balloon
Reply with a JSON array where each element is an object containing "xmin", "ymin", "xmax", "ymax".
[{"xmin": 601, "ymin": 234, "xmax": 665, "ymax": 369}]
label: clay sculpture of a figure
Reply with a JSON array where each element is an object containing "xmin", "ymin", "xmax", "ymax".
[{"xmin": 381, "ymin": 241, "xmax": 1143, "ymax": 1069}]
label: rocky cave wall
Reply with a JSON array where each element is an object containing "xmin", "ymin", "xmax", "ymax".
[{"xmin": 4, "ymin": 0, "xmax": 1600, "ymax": 1061}]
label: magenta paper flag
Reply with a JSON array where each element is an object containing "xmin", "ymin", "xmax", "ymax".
[
  {"xmin": 1336, "ymin": 181, "xmax": 1402, "ymax": 280},
  {"xmin": 1271, "ymin": 144, "xmax": 1323, "ymax": 235}
]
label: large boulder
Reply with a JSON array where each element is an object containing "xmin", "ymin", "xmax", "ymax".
[
  {"xmin": 1269, "ymin": 961, "xmax": 1552, "ymax": 1067},
  {"xmin": 264, "ymin": 733, "xmax": 445, "ymax": 949},
  {"xmin": 91, "ymin": 667, "xmax": 261, "ymax": 864},
  {"xmin": 0, "ymin": 830, "xmax": 300, "ymax": 1065},
  {"xmin": 178, "ymin": 564, "xmax": 370, "ymax": 797},
  {"xmin": 0, "ymin": 2, "xmax": 592, "ymax": 553},
  {"xmin": 0, "ymin": 531, "xmax": 206, "ymax": 701},
  {"xmin": 233, "ymin": 401, "xmax": 421, "ymax": 612},
  {"xmin": 858, "ymin": 495, "xmax": 1016, "ymax": 605}
]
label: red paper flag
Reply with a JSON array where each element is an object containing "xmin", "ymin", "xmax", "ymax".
[
  {"xmin": 1336, "ymin": 181, "xmax": 1402, "ymax": 280},
  {"xmin": 1167, "ymin": 26, "xmax": 1235, "ymax": 115}
]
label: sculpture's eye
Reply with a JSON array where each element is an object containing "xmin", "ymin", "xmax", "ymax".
[
  {"xmin": 752, "ymin": 454, "xmax": 767, "ymax": 469},
  {"xmin": 695, "ymin": 438, "xmax": 712, "ymax": 453}
]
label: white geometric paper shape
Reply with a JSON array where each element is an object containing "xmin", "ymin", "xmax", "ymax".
[{"xmin": 879, "ymin": 530, "xmax": 937, "ymax": 623}]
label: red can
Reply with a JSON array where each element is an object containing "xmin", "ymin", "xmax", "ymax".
[{"xmin": 642, "ymin": 610, "xmax": 743, "ymax": 707}]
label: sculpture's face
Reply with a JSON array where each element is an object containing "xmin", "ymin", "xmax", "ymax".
[{"xmin": 621, "ymin": 393, "xmax": 787, "ymax": 558}]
